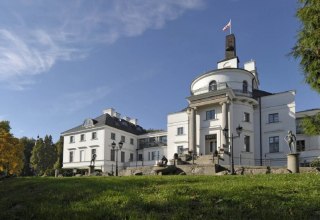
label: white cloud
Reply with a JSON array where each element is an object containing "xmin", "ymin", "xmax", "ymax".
[
  {"xmin": 0, "ymin": 29, "xmax": 85, "ymax": 89},
  {"xmin": 0, "ymin": 0, "xmax": 205, "ymax": 89}
]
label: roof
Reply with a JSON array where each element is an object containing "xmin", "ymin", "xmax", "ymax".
[
  {"xmin": 61, "ymin": 113, "xmax": 147, "ymax": 135},
  {"xmin": 252, "ymin": 89, "xmax": 273, "ymax": 98}
]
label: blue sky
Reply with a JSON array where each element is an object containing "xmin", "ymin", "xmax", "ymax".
[{"xmin": 1, "ymin": 0, "xmax": 319, "ymax": 141}]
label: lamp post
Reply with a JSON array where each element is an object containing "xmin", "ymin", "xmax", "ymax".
[
  {"xmin": 111, "ymin": 141, "xmax": 123, "ymax": 176},
  {"xmin": 223, "ymin": 124, "xmax": 243, "ymax": 175}
]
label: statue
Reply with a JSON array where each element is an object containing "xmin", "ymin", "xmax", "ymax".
[
  {"xmin": 161, "ymin": 156, "xmax": 168, "ymax": 166},
  {"xmin": 90, "ymin": 153, "xmax": 97, "ymax": 166},
  {"xmin": 284, "ymin": 130, "xmax": 296, "ymax": 153}
]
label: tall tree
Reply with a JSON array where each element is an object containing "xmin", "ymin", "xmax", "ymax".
[
  {"xmin": 0, "ymin": 121, "xmax": 24, "ymax": 176},
  {"xmin": 292, "ymin": 0, "xmax": 320, "ymax": 92},
  {"xmin": 30, "ymin": 135, "xmax": 57, "ymax": 176},
  {"xmin": 54, "ymin": 136, "xmax": 64, "ymax": 170},
  {"xmin": 20, "ymin": 137, "xmax": 36, "ymax": 176},
  {"xmin": 292, "ymin": 0, "xmax": 320, "ymax": 135}
]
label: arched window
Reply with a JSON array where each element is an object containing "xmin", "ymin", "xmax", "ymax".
[
  {"xmin": 243, "ymin": 80, "xmax": 248, "ymax": 93},
  {"xmin": 209, "ymin": 80, "xmax": 217, "ymax": 91}
]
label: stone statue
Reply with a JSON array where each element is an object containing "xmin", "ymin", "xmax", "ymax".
[
  {"xmin": 284, "ymin": 130, "xmax": 296, "ymax": 153},
  {"xmin": 90, "ymin": 153, "xmax": 97, "ymax": 166},
  {"xmin": 161, "ymin": 156, "xmax": 168, "ymax": 166}
]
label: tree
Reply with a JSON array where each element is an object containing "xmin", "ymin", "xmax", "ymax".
[
  {"xmin": 30, "ymin": 135, "xmax": 57, "ymax": 176},
  {"xmin": 19, "ymin": 137, "xmax": 36, "ymax": 176},
  {"xmin": 54, "ymin": 136, "xmax": 64, "ymax": 170},
  {"xmin": 0, "ymin": 121, "xmax": 24, "ymax": 176},
  {"xmin": 301, "ymin": 114, "xmax": 320, "ymax": 135},
  {"xmin": 292, "ymin": 0, "xmax": 320, "ymax": 92},
  {"xmin": 292, "ymin": 0, "xmax": 320, "ymax": 135}
]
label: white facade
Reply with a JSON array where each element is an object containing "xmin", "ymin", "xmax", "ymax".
[
  {"xmin": 62, "ymin": 34, "xmax": 320, "ymax": 171},
  {"xmin": 62, "ymin": 109, "xmax": 167, "ymax": 173}
]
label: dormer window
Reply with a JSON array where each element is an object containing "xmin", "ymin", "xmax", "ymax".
[
  {"xmin": 243, "ymin": 81, "xmax": 248, "ymax": 93},
  {"xmin": 83, "ymin": 119, "xmax": 94, "ymax": 128},
  {"xmin": 209, "ymin": 80, "xmax": 217, "ymax": 91}
]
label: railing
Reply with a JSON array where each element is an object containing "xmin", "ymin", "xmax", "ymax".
[
  {"xmin": 191, "ymin": 82, "xmax": 253, "ymax": 98},
  {"xmin": 138, "ymin": 141, "xmax": 167, "ymax": 149},
  {"xmin": 233, "ymin": 89, "xmax": 253, "ymax": 98},
  {"xmin": 192, "ymin": 82, "xmax": 228, "ymax": 95}
]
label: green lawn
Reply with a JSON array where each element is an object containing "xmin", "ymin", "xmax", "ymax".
[{"xmin": 1, "ymin": 174, "xmax": 320, "ymax": 219}]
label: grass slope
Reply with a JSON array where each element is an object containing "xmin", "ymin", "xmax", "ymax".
[{"xmin": 1, "ymin": 174, "xmax": 320, "ymax": 219}]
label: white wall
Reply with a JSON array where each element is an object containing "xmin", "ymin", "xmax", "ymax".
[
  {"xmin": 191, "ymin": 69, "xmax": 254, "ymax": 95},
  {"xmin": 167, "ymin": 111, "xmax": 188, "ymax": 160},
  {"xmin": 63, "ymin": 128, "xmax": 105, "ymax": 170},
  {"xmin": 260, "ymin": 91, "xmax": 296, "ymax": 166}
]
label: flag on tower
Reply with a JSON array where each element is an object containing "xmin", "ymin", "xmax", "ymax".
[{"xmin": 222, "ymin": 19, "xmax": 231, "ymax": 32}]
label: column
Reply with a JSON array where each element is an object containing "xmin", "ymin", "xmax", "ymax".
[
  {"xmin": 221, "ymin": 102, "xmax": 228, "ymax": 150},
  {"xmin": 187, "ymin": 107, "xmax": 196, "ymax": 154}
]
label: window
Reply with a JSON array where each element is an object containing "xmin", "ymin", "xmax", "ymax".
[
  {"xmin": 130, "ymin": 138, "xmax": 134, "ymax": 145},
  {"xmin": 209, "ymin": 80, "xmax": 217, "ymax": 91},
  {"xmin": 121, "ymin": 135, "xmax": 125, "ymax": 143},
  {"xmin": 151, "ymin": 151, "xmax": 157, "ymax": 160},
  {"xmin": 177, "ymin": 127, "xmax": 184, "ymax": 135},
  {"xmin": 244, "ymin": 112, "xmax": 250, "ymax": 122},
  {"xmin": 148, "ymin": 152, "xmax": 151, "ymax": 161},
  {"xmin": 69, "ymin": 151, "xmax": 74, "ymax": 162},
  {"xmin": 244, "ymin": 136, "xmax": 250, "ymax": 152},
  {"xmin": 80, "ymin": 150, "xmax": 85, "ymax": 162},
  {"xmin": 296, "ymin": 119, "xmax": 303, "ymax": 134},
  {"xmin": 177, "ymin": 146, "xmax": 184, "ymax": 154},
  {"xmin": 159, "ymin": 136, "xmax": 167, "ymax": 144},
  {"xmin": 243, "ymin": 81, "xmax": 248, "ymax": 93},
  {"xmin": 111, "ymin": 132, "xmax": 116, "ymax": 140},
  {"xmin": 296, "ymin": 140, "xmax": 305, "ymax": 152},
  {"xmin": 269, "ymin": 136, "xmax": 279, "ymax": 153},
  {"xmin": 70, "ymin": 136, "xmax": 74, "ymax": 143},
  {"xmin": 111, "ymin": 149, "xmax": 115, "ymax": 161},
  {"xmin": 268, "ymin": 113, "xmax": 279, "ymax": 123},
  {"xmin": 91, "ymin": 149, "xmax": 96, "ymax": 159},
  {"xmin": 121, "ymin": 151, "xmax": 125, "ymax": 163},
  {"xmin": 80, "ymin": 134, "xmax": 85, "ymax": 142},
  {"xmin": 138, "ymin": 154, "xmax": 143, "ymax": 161},
  {"xmin": 206, "ymin": 110, "xmax": 216, "ymax": 120},
  {"xmin": 130, "ymin": 153, "xmax": 134, "ymax": 162},
  {"xmin": 92, "ymin": 132, "xmax": 97, "ymax": 140}
]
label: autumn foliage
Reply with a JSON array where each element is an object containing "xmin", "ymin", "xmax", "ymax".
[{"xmin": 0, "ymin": 121, "xmax": 24, "ymax": 175}]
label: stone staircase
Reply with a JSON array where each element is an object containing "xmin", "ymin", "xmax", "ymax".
[{"xmin": 194, "ymin": 155, "xmax": 216, "ymax": 165}]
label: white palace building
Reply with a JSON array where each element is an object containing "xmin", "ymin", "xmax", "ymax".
[{"xmin": 62, "ymin": 34, "xmax": 320, "ymax": 173}]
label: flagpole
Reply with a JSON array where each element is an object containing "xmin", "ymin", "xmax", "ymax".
[{"xmin": 230, "ymin": 19, "xmax": 232, "ymax": 34}]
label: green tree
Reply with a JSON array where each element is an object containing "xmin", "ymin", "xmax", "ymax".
[
  {"xmin": 292, "ymin": 0, "xmax": 320, "ymax": 135},
  {"xmin": 0, "ymin": 121, "xmax": 24, "ymax": 176},
  {"xmin": 301, "ymin": 113, "xmax": 320, "ymax": 135},
  {"xmin": 19, "ymin": 137, "xmax": 36, "ymax": 176},
  {"xmin": 292, "ymin": 0, "xmax": 320, "ymax": 92},
  {"xmin": 30, "ymin": 135, "xmax": 57, "ymax": 176},
  {"xmin": 54, "ymin": 136, "xmax": 63, "ymax": 170}
]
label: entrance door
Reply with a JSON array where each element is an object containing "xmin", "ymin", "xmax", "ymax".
[{"xmin": 205, "ymin": 134, "xmax": 217, "ymax": 155}]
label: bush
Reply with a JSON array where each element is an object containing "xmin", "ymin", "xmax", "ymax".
[{"xmin": 310, "ymin": 158, "xmax": 320, "ymax": 167}]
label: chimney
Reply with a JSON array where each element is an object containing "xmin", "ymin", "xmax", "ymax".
[
  {"xmin": 129, "ymin": 118, "xmax": 138, "ymax": 125},
  {"xmin": 103, "ymin": 108, "xmax": 115, "ymax": 116},
  {"xmin": 115, "ymin": 112, "xmax": 121, "ymax": 119},
  {"xmin": 244, "ymin": 60, "xmax": 256, "ymax": 73}
]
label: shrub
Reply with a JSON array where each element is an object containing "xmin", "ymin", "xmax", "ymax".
[{"xmin": 310, "ymin": 158, "xmax": 320, "ymax": 167}]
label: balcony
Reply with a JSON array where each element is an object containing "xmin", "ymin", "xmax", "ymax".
[
  {"xmin": 191, "ymin": 82, "xmax": 253, "ymax": 98},
  {"xmin": 138, "ymin": 141, "xmax": 167, "ymax": 149}
]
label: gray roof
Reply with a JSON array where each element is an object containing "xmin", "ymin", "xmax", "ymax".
[{"xmin": 62, "ymin": 113, "xmax": 147, "ymax": 135}]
